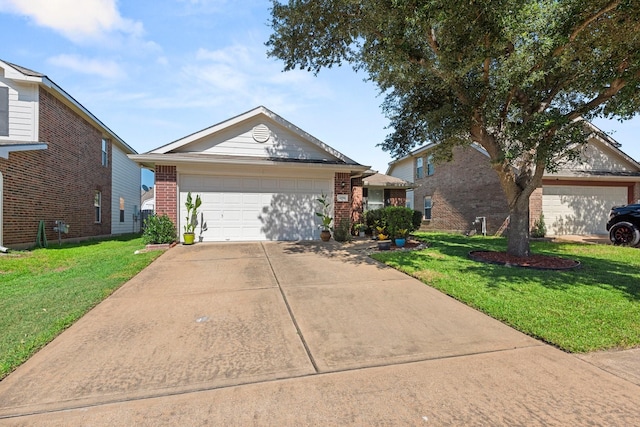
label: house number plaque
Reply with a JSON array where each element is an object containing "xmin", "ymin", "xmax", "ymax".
[{"xmin": 336, "ymin": 194, "xmax": 349, "ymax": 202}]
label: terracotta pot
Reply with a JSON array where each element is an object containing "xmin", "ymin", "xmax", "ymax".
[{"xmin": 320, "ymin": 230, "xmax": 331, "ymax": 242}]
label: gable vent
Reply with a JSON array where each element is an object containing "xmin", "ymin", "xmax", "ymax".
[{"xmin": 252, "ymin": 124, "xmax": 271, "ymax": 143}]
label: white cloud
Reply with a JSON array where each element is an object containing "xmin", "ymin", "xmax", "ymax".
[
  {"xmin": 171, "ymin": 44, "xmax": 334, "ymax": 111},
  {"xmin": 48, "ymin": 54, "xmax": 126, "ymax": 80},
  {"xmin": 0, "ymin": 0, "xmax": 143, "ymax": 43}
]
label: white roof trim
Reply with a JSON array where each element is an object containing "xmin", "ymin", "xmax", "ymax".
[
  {"xmin": 149, "ymin": 106, "xmax": 358, "ymax": 164},
  {"xmin": 129, "ymin": 152, "xmax": 369, "ymax": 172},
  {"xmin": 0, "ymin": 60, "xmax": 137, "ymax": 155},
  {"xmin": 0, "ymin": 143, "xmax": 48, "ymax": 159}
]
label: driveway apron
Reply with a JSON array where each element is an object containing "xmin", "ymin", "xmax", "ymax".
[{"xmin": 0, "ymin": 241, "xmax": 639, "ymax": 425}]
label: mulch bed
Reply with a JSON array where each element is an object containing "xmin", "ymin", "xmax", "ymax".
[{"xmin": 469, "ymin": 250, "xmax": 580, "ymax": 270}]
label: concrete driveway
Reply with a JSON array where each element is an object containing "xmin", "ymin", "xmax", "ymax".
[{"xmin": 0, "ymin": 242, "xmax": 638, "ymax": 425}]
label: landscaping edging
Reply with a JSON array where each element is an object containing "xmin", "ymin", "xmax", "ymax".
[{"xmin": 468, "ymin": 250, "xmax": 581, "ymax": 270}]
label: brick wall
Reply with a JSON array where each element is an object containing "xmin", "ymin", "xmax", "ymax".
[
  {"xmin": 413, "ymin": 146, "xmax": 509, "ymax": 235},
  {"xmin": 529, "ymin": 187, "xmax": 543, "ymax": 229},
  {"xmin": 350, "ymin": 177, "xmax": 363, "ymax": 226},
  {"xmin": 155, "ymin": 165, "xmax": 177, "ymax": 226},
  {"xmin": 0, "ymin": 88, "xmax": 111, "ymax": 246},
  {"xmin": 388, "ymin": 189, "xmax": 406, "ymax": 206},
  {"xmin": 334, "ymin": 172, "xmax": 351, "ymax": 228}
]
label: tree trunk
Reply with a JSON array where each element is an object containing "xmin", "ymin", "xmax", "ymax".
[{"xmin": 507, "ymin": 194, "xmax": 531, "ymax": 257}]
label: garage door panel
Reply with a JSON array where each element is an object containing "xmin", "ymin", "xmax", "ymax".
[
  {"xmin": 181, "ymin": 175, "xmax": 331, "ymax": 242},
  {"xmin": 543, "ymin": 185, "xmax": 626, "ymax": 235}
]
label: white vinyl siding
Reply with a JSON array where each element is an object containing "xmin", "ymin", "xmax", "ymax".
[
  {"xmin": 0, "ymin": 79, "xmax": 38, "ymax": 141},
  {"xmin": 181, "ymin": 118, "xmax": 337, "ymax": 162},
  {"xmin": 111, "ymin": 144, "xmax": 141, "ymax": 234},
  {"xmin": 180, "ymin": 173, "xmax": 332, "ymax": 241},
  {"xmin": 388, "ymin": 159, "xmax": 414, "ymax": 183},
  {"xmin": 542, "ymin": 185, "xmax": 627, "ymax": 235}
]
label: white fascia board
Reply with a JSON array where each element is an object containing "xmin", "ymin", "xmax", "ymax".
[
  {"xmin": 129, "ymin": 153, "xmax": 369, "ymax": 173},
  {"xmin": 149, "ymin": 106, "xmax": 358, "ymax": 164},
  {"xmin": 0, "ymin": 143, "xmax": 48, "ymax": 159},
  {"xmin": 0, "ymin": 61, "xmax": 42, "ymax": 82}
]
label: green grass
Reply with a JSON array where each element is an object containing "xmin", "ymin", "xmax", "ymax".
[
  {"xmin": 371, "ymin": 232, "xmax": 640, "ymax": 353},
  {"xmin": 0, "ymin": 235, "xmax": 162, "ymax": 379}
]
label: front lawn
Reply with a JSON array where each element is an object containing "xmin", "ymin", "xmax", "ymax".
[
  {"xmin": 371, "ymin": 233, "xmax": 640, "ymax": 353},
  {"xmin": 0, "ymin": 236, "xmax": 162, "ymax": 380}
]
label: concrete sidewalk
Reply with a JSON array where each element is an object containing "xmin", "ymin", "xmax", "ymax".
[{"xmin": 0, "ymin": 242, "xmax": 638, "ymax": 425}]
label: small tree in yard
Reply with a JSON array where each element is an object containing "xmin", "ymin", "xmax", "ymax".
[{"xmin": 267, "ymin": 0, "xmax": 640, "ymax": 257}]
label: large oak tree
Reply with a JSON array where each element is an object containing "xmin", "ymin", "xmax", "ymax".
[{"xmin": 267, "ymin": 0, "xmax": 640, "ymax": 257}]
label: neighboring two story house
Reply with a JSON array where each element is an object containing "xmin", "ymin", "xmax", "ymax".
[
  {"xmin": 0, "ymin": 60, "xmax": 141, "ymax": 249},
  {"xmin": 388, "ymin": 126, "xmax": 640, "ymax": 236}
]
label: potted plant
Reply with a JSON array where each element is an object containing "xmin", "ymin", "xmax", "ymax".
[
  {"xmin": 315, "ymin": 192, "xmax": 333, "ymax": 242},
  {"xmin": 183, "ymin": 192, "xmax": 202, "ymax": 245},
  {"xmin": 395, "ymin": 228, "xmax": 408, "ymax": 248},
  {"xmin": 353, "ymin": 222, "xmax": 366, "ymax": 237},
  {"xmin": 376, "ymin": 225, "xmax": 391, "ymax": 250}
]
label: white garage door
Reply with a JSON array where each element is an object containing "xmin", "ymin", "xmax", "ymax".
[
  {"xmin": 180, "ymin": 175, "xmax": 332, "ymax": 242},
  {"xmin": 542, "ymin": 185, "xmax": 627, "ymax": 235}
]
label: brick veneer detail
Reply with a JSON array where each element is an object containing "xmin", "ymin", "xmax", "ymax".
[
  {"xmin": 0, "ymin": 88, "xmax": 111, "ymax": 246},
  {"xmin": 334, "ymin": 172, "xmax": 351, "ymax": 228},
  {"xmin": 154, "ymin": 165, "xmax": 178, "ymax": 228}
]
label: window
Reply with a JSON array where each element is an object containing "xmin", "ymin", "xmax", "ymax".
[
  {"xmin": 406, "ymin": 190, "xmax": 414, "ymax": 210},
  {"xmin": 426, "ymin": 155, "xmax": 435, "ymax": 176},
  {"xmin": 366, "ymin": 188, "xmax": 384, "ymax": 210},
  {"xmin": 424, "ymin": 196, "xmax": 432, "ymax": 220},
  {"xmin": 0, "ymin": 86, "xmax": 8, "ymax": 136},
  {"xmin": 119, "ymin": 197, "xmax": 125, "ymax": 223},
  {"xmin": 101, "ymin": 139, "xmax": 108, "ymax": 167},
  {"xmin": 416, "ymin": 157, "xmax": 423, "ymax": 179},
  {"xmin": 94, "ymin": 191, "xmax": 101, "ymax": 223}
]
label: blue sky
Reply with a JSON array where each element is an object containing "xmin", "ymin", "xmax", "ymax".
[{"xmin": 1, "ymin": 0, "xmax": 638, "ymax": 188}]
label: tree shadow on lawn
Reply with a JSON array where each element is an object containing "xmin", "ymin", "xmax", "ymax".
[{"xmin": 389, "ymin": 234, "xmax": 640, "ymax": 302}]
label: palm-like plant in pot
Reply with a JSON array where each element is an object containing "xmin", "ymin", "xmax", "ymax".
[
  {"xmin": 315, "ymin": 193, "xmax": 333, "ymax": 242},
  {"xmin": 183, "ymin": 192, "xmax": 202, "ymax": 245}
]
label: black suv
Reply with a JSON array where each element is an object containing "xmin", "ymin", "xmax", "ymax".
[{"xmin": 606, "ymin": 203, "xmax": 640, "ymax": 247}]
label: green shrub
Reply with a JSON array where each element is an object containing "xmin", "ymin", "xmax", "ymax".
[
  {"xmin": 364, "ymin": 209, "xmax": 385, "ymax": 234},
  {"xmin": 385, "ymin": 206, "xmax": 415, "ymax": 238},
  {"xmin": 333, "ymin": 218, "xmax": 352, "ymax": 242},
  {"xmin": 142, "ymin": 214, "xmax": 177, "ymax": 244},
  {"xmin": 531, "ymin": 213, "xmax": 547, "ymax": 238},
  {"xmin": 412, "ymin": 210, "xmax": 423, "ymax": 231}
]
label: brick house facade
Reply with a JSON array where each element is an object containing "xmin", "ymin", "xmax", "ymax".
[
  {"xmin": 411, "ymin": 146, "xmax": 510, "ymax": 235},
  {"xmin": 0, "ymin": 60, "xmax": 139, "ymax": 248},
  {"xmin": 388, "ymin": 132, "xmax": 640, "ymax": 236}
]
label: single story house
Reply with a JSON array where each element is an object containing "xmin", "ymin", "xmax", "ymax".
[
  {"xmin": 0, "ymin": 60, "xmax": 141, "ymax": 249},
  {"xmin": 387, "ymin": 124, "xmax": 640, "ymax": 236},
  {"xmin": 131, "ymin": 106, "xmax": 408, "ymax": 242}
]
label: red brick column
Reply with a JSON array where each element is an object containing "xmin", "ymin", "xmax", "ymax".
[
  {"xmin": 334, "ymin": 172, "xmax": 351, "ymax": 229},
  {"xmin": 155, "ymin": 165, "xmax": 178, "ymax": 226},
  {"xmin": 351, "ymin": 177, "xmax": 363, "ymax": 225}
]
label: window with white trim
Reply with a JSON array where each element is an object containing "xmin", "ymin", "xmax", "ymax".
[
  {"xmin": 426, "ymin": 155, "xmax": 435, "ymax": 176},
  {"xmin": 119, "ymin": 197, "xmax": 125, "ymax": 222},
  {"xmin": 416, "ymin": 157, "xmax": 424, "ymax": 179},
  {"xmin": 101, "ymin": 139, "xmax": 108, "ymax": 167},
  {"xmin": 0, "ymin": 87, "xmax": 8, "ymax": 136},
  {"xmin": 94, "ymin": 191, "xmax": 102, "ymax": 223},
  {"xmin": 424, "ymin": 196, "xmax": 432, "ymax": 220}
]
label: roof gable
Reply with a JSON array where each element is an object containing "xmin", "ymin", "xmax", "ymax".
[{"xmin": 150, "ymin": 106, "xmax": 358, "ymax": 165}]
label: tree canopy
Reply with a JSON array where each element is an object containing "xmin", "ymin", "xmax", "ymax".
[{"xmin": 267, "ymin": 0, "xmax": 640, "ymax": 256}]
